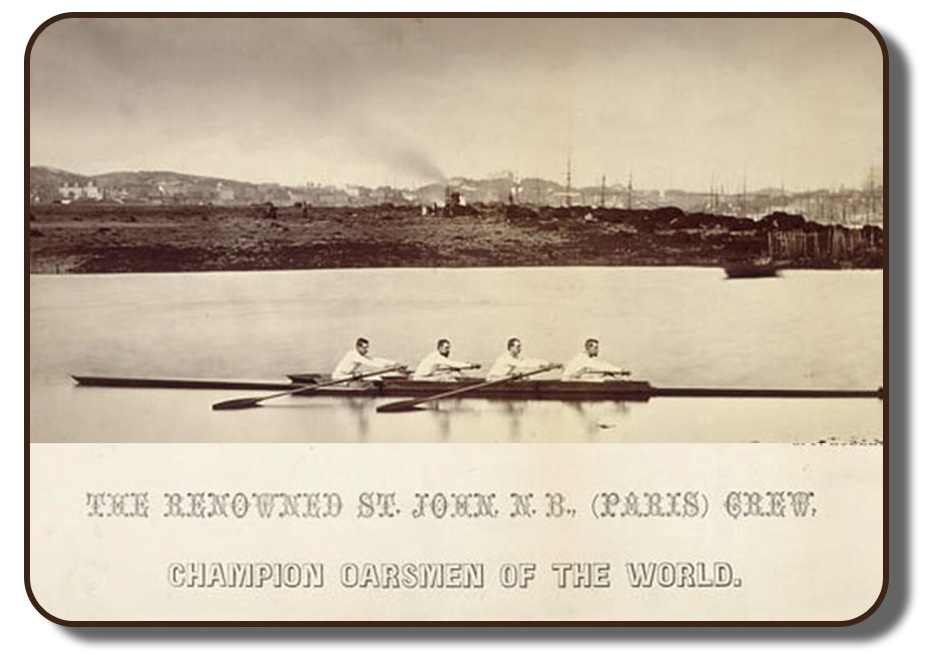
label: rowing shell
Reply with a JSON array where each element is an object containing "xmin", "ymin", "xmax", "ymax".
[
  {"xmin": 71, "ymin": 375, "xmax": 299, "ymax": 391},
  {"xmin": 72, "ymin": 375, "xmax": 883, "ymax": 402},
  {"xmin": 289, "ymin": 374, "xmax": 657, "ymax": 400}
]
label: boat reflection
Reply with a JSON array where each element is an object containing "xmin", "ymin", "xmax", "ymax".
[{"xmin": 567, "ymin": 400, "xmax": 632, "ymax": 437}]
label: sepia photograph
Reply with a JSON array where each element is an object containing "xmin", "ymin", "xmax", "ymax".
[
  {"xmin": 27, "ymin": 14, "xmax": 886, "ymax": 623},
  {"xmin": 28, "ymin": 16, "xmax": 884, "ymax": 445}
]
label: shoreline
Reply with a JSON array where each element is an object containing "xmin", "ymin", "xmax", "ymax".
[{"xmin": 28, "ymin": 204, "xmax": 883, "ymax": 274}]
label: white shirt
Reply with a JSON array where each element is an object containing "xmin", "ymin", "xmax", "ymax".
[
  {"xmin": 561, "ymin": 352, "xmax": 624, "ymax": 380},
  {"xmin": 486, "ymin": 352, "xmax": 549, "ymax": 381},
  {"xmin": 413, "ymin": 351, "xmax": 474, "ymax": 380},
  {"xmin": 331, "ymin": 349, "xmax": 396, "ymax": 380}
]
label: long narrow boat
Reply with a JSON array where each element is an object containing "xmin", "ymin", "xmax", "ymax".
[
  {"xmin": 72, "ymin": 374, "xmax": 883, "ymax": 402},
  {"xmin": 290, "ymin": 374, "xmax": 657, "ymax": 400},
  {"xmin": 71, "ymin": 375, "xmax": 297, "ymax": 391}
]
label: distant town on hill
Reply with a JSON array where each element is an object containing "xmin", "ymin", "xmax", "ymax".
[{"xmin": 29, "ymin": 165, "xmax": 885, "ymax": 228}]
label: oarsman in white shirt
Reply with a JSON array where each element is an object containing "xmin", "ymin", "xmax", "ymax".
[
  {"xmin": 561, "ymin": 338, "xmax": 630, "ymax": 381},
  {"xmin": 413, "ymin": 339, "xmax": 481, "ymax": 381},
  {"xmin": 332, "ymin": 337, "xmax": 403, "ymax": 380},
  {"xmin": 486, "ymin": 338, "xmax": 558, "ymax": 381}
]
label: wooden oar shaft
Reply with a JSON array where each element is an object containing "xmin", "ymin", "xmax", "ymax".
[
  {"xmin": 376, "ymin": 364, "xmax": 560, "ymax": 413},
  {"xmin": 213, "ymin": 366, "xmax": 398, "ymax": 410}
]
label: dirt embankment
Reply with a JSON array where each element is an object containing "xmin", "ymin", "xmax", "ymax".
[{"xmin": 28, "ymin": 203, "xmax": 883, "ymax": 274}]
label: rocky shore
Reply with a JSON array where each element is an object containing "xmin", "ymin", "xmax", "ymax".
[{"xmin": 28, "ymin": 203, "xmax": 883, "ymax": 274}]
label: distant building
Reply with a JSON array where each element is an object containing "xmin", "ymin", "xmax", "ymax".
[
  {"xmin": 215, "ymin": 182, "xmax": 235, "ymax": 202},
  {"xmin": 58, "ymin": 181, "xmax": 102, "ymax": 201}
]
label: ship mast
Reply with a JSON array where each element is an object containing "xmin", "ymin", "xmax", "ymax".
[
  {"xmin": 741, "ymin": 174, "xmax": 748, "ymax": 218},
  {"xmin": 565, "ymin": 155, "xmax": 572, "ymax": 208}
]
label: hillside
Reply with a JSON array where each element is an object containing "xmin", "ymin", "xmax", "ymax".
[{"xmin": 28, "ymin": 165, "xmax": 885, "ymax": 230}]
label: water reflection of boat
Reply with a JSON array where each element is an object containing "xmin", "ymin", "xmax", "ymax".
[{"xmin": 72, "ymin": 374, "xmax": 883, "ymax": 401}]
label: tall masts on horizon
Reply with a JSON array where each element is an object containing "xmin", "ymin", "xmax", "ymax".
[
  {"xmin": 741, "ymin": 174, "xmax": 748, "ymax": 218},
  {"xmin": 565, "ymin": 155, "xmax": 572, "ymax": 208}
]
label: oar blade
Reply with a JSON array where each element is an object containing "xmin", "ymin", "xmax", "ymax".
[
  {"xmin": 212, "ymin": 366, "xmax": 400, "ymax": 412},
  {"xmin": 212, "ymin": 397, "xmax": 262, "ymax": 411}
]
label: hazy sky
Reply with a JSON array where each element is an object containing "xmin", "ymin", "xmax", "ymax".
[{"xmin": 28, "ymin": 16, "xmax": 884, "ymax": 191}]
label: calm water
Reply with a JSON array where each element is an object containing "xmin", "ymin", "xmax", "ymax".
[{"xmin": 29, "ymin": 267, "xmax": 883, "ymax": 443}]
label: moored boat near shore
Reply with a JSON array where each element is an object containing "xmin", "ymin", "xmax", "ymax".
[{"xmin": 723, "ymin": 261, "xmax": 780, "ymax": 279}]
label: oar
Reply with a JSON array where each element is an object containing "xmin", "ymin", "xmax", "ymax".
[
  {"xmin": 432, "ymin": 363, "xmax": 483, "ymax": 375},
  {"xmin": 212, "ymin": 366, "xmax": 399, "ymax": 411},
  {"xmin": 581, "ymin": 369, "xmax": 632, "ymax": 378},
  {"xmin": 447, "ymin": 363, "xmax": 483, "ymax": 371},
  {"xmin": 376, "ymin": 364, "xmax": 561, "ymax": 413}
]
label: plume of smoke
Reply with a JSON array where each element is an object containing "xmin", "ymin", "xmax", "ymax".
[
  {"xmin": 379, "ymin": 145, "xmax": 447, "ymax": 184},
  {"xmin": 346, "ymin": 118, "xmax": 447, "ymax": 185}
]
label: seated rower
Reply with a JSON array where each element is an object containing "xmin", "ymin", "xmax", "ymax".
[
  {"xmin": 413, "ymin": 338, "xmax": 481, "ymax": 381},
  {"xmin": 332, "ymin": 337, "xmax": 404, "ymax": 381},
  {"xmin": 486, "ymin": 337, "xmax": 559, "ymax": 381},
  {"xmin": 562, "ymin": 338, "xmax": 630, "ymax": 381}
]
